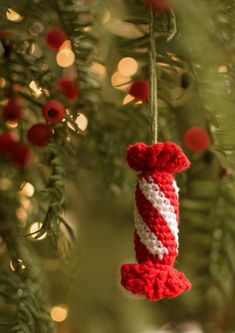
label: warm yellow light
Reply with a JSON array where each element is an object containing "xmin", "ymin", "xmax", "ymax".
[
  {"xmin": 10, "ymin": 259, "xmax": 26, "ymax": 272},
  {"xmin": 51, "ymin": 305, "xmax": 69, "ymax": 322},
  {"xmin": 111, "ymin": 72, "xmax": 130, "ymax": 90},
  {"xmin": 91, "ymin": 63, "xmax": 106, "ymax": 79},
  {"xmin": 16, "ymin": 208, "xmax": 28, "ymax": 222},
  {"xmin": 76, "ymin": 113, "xmax": 88, "ymax": 131},
  {"xmin": 0, "ymin": 78, "xmax": 6, "ymax": 88},
  {"xmin": 123, "ymin": 94, "xmax": 135, "ymax": 105},
  {"xmin": 29, "ymin": 80, "xmax": 43, "ymax": 97},
  {"xmin": 158, "ymin": 62, "xmax": 170, "ymax": 68},
  {"xmin": 29, "ymin": 222, "xmax": 47, "ymax": 240},
  {"xmin": 0, "ymin": 99, "xmax": 9, "ymax": 106},
  {"xmin": 19, "ymin": 182, "xmax": 35, "ymax": 197},
  {"xmin": 118, "ymin": 57, "xmax": 138, "ymax": 76},
  {"xmin": 6, "ymin": 8, "xmax": 23, "ymax": 22},
  {"xmin": 20, "ymin": 197, "xmax": 31, "ymax": 210},
  {"xmin": 84, "ymin": 26, "xmax": 91, "ymax": 32},
  {"xmin": 30, "ymin": 43, "xmax": 36, "ymax": 55},
  {"xmin": 59, "ymin": 40, "xmax": 72, "ymax": 51},
  {"xmin": 6, "ymin": 121, "xmax": 18, "ymax": 129},
  {"xmin": 101, "ymin": 10, "xmax": 111, "ymax": 24},
  {"xmin": 171, "ymin": 55, "xmax": 181, "ymax": 62},
  {"xmin": 56, "ymin": 49, "xmax": 75, "ymax": 68},
  {"xmin": 218, "ymin": 65, "xmax": 227, "ymax": 73},
  {"xmin": 68, "ymin": 113, "xmax": 88, "ymax": 132}
]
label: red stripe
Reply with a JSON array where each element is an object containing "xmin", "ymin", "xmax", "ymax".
[
  {"xmin": 135, "ymin": 184, "xmax": 177, "ymax": 264},
  {"xmin": 134, "ymin": 232, "xmax": 155, "ymax": 263},
  {"xmin": 144, "ymin": 173, "xmax": 179, "ymax": 221}
]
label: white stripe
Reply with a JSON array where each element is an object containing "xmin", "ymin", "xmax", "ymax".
[
  {"xmin": 135, "ymin": 207, "xmax": 169, "ymax": 260},
  {"xmin": 138, "ymin": 177, "xmax": 179, "ymax": 248},
  {"xmin": 173, "ymin": 180, "xmax": 180, "ymax": 197}
]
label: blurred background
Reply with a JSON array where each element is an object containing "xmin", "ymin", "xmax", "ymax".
[{"xmin": 1, "ymin": 1, "xmax": 235, "ymax": 333}]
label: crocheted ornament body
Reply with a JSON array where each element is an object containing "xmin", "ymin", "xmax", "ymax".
[{"xmin": 121, "ymin": 142, "xmax": 192, "ymax": 301}]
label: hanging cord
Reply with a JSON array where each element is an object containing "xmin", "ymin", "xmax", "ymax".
[{"xmin": 149, "ymin": 9, "xmax": 158, "ymax": 144}]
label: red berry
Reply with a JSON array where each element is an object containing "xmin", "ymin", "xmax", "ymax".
[
  {"xmin": 57, "ymin": 78, "xmax": 79, "ymax": 101},
  {"xmin": 145, "ymin": 0, "xmax": 171, "ymax": 12},
  {"xmin": 10, "ymin": 143, "xmax": 32, "ymax": 169},
  {"xmin": 46, "ymin": 28, "xmax": 67, "ymax": 50},
  {"xmin": 129, "ymin": 80, "xmax": 150, "ymax": 102},
  {"xmin": 2, "ymin": 100, "xmax": 22, "ymax": 122},
  {"xmin": 183, "ymin": 127, "xmax": 210, "ymax": 153},
  {"xmin": 0, "ymin": 132, "xmax": 17, "ymax": 155},
  {"xmin": 42, "ymin": 100, "xmax": 65, "ymax": 124},
  {"xmin": 27, "ymin": 124, "xmax": 52, "ymax": 147}
]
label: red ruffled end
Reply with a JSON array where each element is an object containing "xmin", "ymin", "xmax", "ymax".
[
  {"xmin": 126, "ymin": 142, "xmax": 190, "ymax": 174},
  {"xmin": 121, "ymin": 262, "xmax": 191, "ymax": 301}
]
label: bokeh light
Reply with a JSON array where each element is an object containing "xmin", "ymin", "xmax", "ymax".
[
  {"xmin": 68, "ymin": 114, "xmax": 88, "ymax": 132},
  {"xmin": 76, "ymin": 113, "xmax": 88, "ymax": 131},
  {"xmin": 218, "ymin": 65, "xmax": 227, "ymax": 73},
  {"xmin": 56, "ymin": 49, "xmax": 75, "ymax": 68},
  {"xmin": 20, "ymin": 197, "xmax": 31, "ymax": 210},
  {"xmin": 91, "ymin": 63, "xmax": 106, "ymax": 79},
  {"xmin": 111, "ymin": 72, "xmax": 130, "ymax": 90},
  {"xmin": 118, "ymin": 57, "xmax": 138, "ymax": 76},
  {"xmin": 29, "ymin": 222, "xmax": 47, "ymax": 241},
  {"xmin": 51, "ymin": 305, "xmax": 69, "ymax": 322},
  {"xmin": 6, "ymin": 121, "xmax": 18, "ymax": 129},
  {"xmin": 16, "ymin": 208, "xmax": 28, "ymax": 224},
  {"xmin": 157, "ymin": 62, "xmax": 170, "ymax": 68},
  {"xmin": 59, "ymin": 40, "xmax": 72, "ymax": 51},
  {"xmin": 101, "ymin": 10, "xmax": 111, "ymax": 24},
  {"xmin": 19, "ymin": 182, "xmax": 35, "ymax": 197},
  {"xmin": 29, "ymin": 80, "xmax": 43, "ymax": 97},
  {"xmin": 0, "ymin": 78, "xmax": 6, "ymax": 88},
  {"xmin": 9, "ymin": 259, "xmax": 26, "ymax": 272},
  {"xmin": 6, "ymin": 8, "xmax": 23, "ymax": 22},
  {"xmin": 123, "ymin": 94, "xmax": 135, "ymax": 105}
]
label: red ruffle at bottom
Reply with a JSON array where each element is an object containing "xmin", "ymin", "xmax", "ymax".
[{"xmin": 121, "ymin": 261, "xmax": 191, "ymax": 301}]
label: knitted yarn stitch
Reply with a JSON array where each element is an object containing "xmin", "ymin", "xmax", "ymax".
[{"xmin": 121, "ymin": 142, "xmax": 192, "ymax": 301}]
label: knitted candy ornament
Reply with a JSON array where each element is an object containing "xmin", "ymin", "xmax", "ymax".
[{"xmin": 121, "ymin": 142, "xmax": 192, "ymax": 301}]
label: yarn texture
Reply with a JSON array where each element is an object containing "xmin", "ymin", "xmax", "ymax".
[{"xmin": 121, "ymin": 142, "xmax": 192, "ymax": 301}]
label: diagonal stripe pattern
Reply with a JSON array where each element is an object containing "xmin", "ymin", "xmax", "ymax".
[
  {"xmin": 121, "ymin": 142, "xmax": 191, "ymax": 301},
  {"xmin": 138, "ymin": 177, "xmax": 179, "ymax": 251},
  {"xmin": 134, "ymin": 207, "xmax": 169, "ymax": 260}
]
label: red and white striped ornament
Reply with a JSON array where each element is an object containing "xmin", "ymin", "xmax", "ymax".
[{"xmin": 121, "ymin": 142, "xmax": 191, "ymax": 301}]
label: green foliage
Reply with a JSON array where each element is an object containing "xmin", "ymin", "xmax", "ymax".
[
  {"xmin": 1, "ymin": 1, "xmax": 235, "ymax": 333},
  {"xmin": 0, "ymin": 0, "xmax": 98, "ymax": 332}
]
